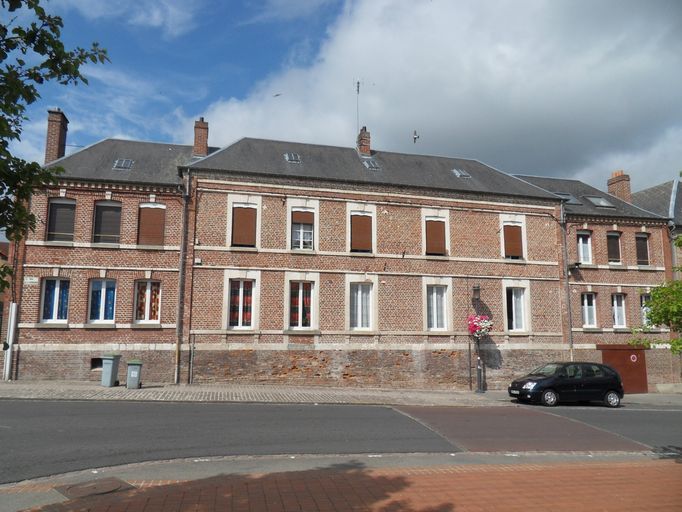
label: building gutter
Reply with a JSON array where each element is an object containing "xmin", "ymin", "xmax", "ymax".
[
  {"xmin": 560, "ymin": 202, "xmax": 575, "ymax": 361},
  {"xmin": 175, "ymin": 168, "xmax": 191, "ymax": 384}
]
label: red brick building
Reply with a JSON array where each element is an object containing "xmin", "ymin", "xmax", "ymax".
[{"xmin": 3, "ymin": 110, "xmax": 679, "ymax": 390}]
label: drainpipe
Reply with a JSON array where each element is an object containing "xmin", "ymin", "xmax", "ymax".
[
  {"xmin": 560, "ymin": 202, "xmax": 575, "ymax": 361},
  {"xmin": 175, "ymin": 169, "xmax": 191, "ymax": 384}
]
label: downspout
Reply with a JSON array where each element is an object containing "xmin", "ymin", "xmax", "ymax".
[
  {"xmin": 560, "ymin": 202, "xmax": 575, "ymax": 361},
  {"xmin": 669, "ymin": 177, "xmax": 679, "ymax": 280},
  {"xmin": 175, "ymin": 168, "xmax": 191, "ymax": 384}
]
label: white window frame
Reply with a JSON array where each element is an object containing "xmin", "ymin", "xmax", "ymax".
[
  {"xmin": 287, "ymin": 198, "xmax": 319, "ymax": 251},
  {"xmin": 577, "ymin": 231, "xmax": 592, "ymax": 264},
  {"xmin": 345, "ymin": 274, "xmax": 378, "ymax": 331},
  {"xmin": 422, "ymin": 276, "xmax": 453, "ymax": 331},
  {"xmin": 226, "ymin": 194, "xmax": 262, "ymax": 249},
  {"xmin": 421, "ymin": 208, "xmax": 450, "ymax": 256},
  {"xmin": 134, "ymin": 280, "xmax": 161, "ymax": 323},
  {"xmin": 503, "ymin": 279, "xmax": 530, "ymax": 332},
  {"xmin": 285, "ymin": 271, "xmax": 320, "ymax": 330},
  {"xmin": 581, "ymin": 292, "xmax": 597, "ymax": 327},
  {"xmin": 223, "ymin": 269, "xmax": 261, "ymax": 330},
  {"xmin": 640, "ymin": 294, "xmax": 652, "ymax": 326},
  {"xmin": 612, "ymin": 293, "xmax": 627, "ymax": 328},
  {"xmin": 499, "ymin": 213, "xmax": 527, "ymax": 260},
  {"xmin": 40, "ymin": 277, "xmax": 69, "ymax": 323},
  {"xmin": 346, "ymin": 202, "xmax": 377, "ymax": 254},
  {"xmin": 88, "ymin": 279, "xmax": 116, "ymax": 323}
]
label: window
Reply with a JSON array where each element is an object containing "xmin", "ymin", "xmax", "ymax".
[
  {"xmin": 585, "ymin": 196, "xmax": 615, "ymax": 208},
  {"xmin": 640, "ymin": 294, "xmax": 651, "ymax": 326},
  {"xmin": 93, "ymin": 201, "xmax": 121, "ymax": 244},
  {"xmin": 607, "ymin": 232, "xmax": 621, "ymax": 264},
  {"xmin": 577, "ymin": 232, "xmax": 592, "ymax": 264},
  {"xmin": 229, "ymin": 280, "xmax": 253, "ymax": 328},
  {"xmin": 291, "ymin": 210, "xmax": 314, "ymax": 250},
  {"xmin": 506, "ymin": 287, "xmax": 526, "ymax": 331},
  {"xmin": 135, "ymin": 281, "xmax": 160, "ymax": 322},
  {"xmin": 289, "ymin": 281, "xmax": 313, "ymax": 328},
  {"xmin": 635, "ymin": 233, "xmax": 650, "ymax": 266},
  {"xmin": 350, "ymin": 212, "xmax": 373, "ymax": 252},
  {"xmin": 138, "ymin": 204, "xmax": 166, "ymax": 246},
  {"xmin": 425, "ymin": 218, "xmax": 446, "ymax": 256},
  {"xmin": 89, "ymin": 279, "xmax": 116, "ymax": 322},
  {"xmin": 612, "ymin": 294, "xmax": 626, "ymax": 328},
  {"xmin": 581, "ymin": 293, "xmax": 597, "ymax": 327},
  {"xmin": 41, "ymin": 278, "xmax": 69, "ymax": 322},
  {"xmin": 231, "ymin": 205, "xmax": 257, "ymax": 247},
  {"xmin": 46, "ymin": 198, "xmax": 75, "ymax": 242},
  {"xmin": 350, "ymin": 283, "xmax": 372, "ymax": 330},
  {"xmin": 500, "ymin": 214, "xmax": 525, "ymax": 260},
  {"xmin": 426, "ymin": 285, "xmax": 447, "ymax": 330}
]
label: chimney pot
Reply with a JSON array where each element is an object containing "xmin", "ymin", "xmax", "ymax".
[
  {"xmin": 44, "ymin": 109, "xmax": 69, "ymax": 164},
  {"xmin": 193, "ymin": 117, "xmax": 209, "ymax": 157},
  {"xmin": 607, "ymin": 170, "xmax": 632, "ymax": 203}
]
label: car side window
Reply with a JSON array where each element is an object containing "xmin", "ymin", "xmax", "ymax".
[
  {"xmin": 581, "ymin": 364, "xmax": 596, "ymax": 378},
  {"xmin": 590, "ymin": 365, "xmax": 604, "ymax": 378},
  {"xmin": 566, "ymin": 364, "xmax": 582, "ymax": 379}
]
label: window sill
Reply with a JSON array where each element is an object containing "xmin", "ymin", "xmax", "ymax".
[
  {"xmin": 230, "ymin": 246, "xmax": 258, "ymax": 252},
  {"xmin": 92, "ymin": 243, "xmax": 120, "ymax": 249},
  {"xmin": 424, "ymin": 254, "xmax": 448, "ymax": 260},
  {"xmin": 505, "ymin": 331, "xmax": 530, "ymax": 336},
  {"xmin": 349, "ymin": 330, "xmax": 378, "ymax": 335},
  {"xmin": 136, "ymin": 244, "xmax": 166, "ymax": 250},
  {"xmin": 607, "ymin": 263, "xmax": 626, "ymax": 270},
  {"xmin": 613, "ymin": 327, "xmax": 630, "ymax": 333},
  {"xmin": 503, "ymin": 258, "xmax": 527, "ymax": 264},
  {"xmin": 582, "ymin": 327, "xmax": 602, "ymax": 333},
  {"xmin": 284, "ymin": 329, "xmax": 321, "ymax": 335},
  {"xmin": 290, "ymin": 249, "xmax": 317, "ymax": 255},
  {"xmin": 577, "ymin": 263, "xmax": 596, "ymax": 269},
  {"xmin": 637, "ymin": 265, "xmax": 655, "ymax": 271},
  {"xmin": 348, "ymin": 251, "xmax": 375, "ymax": 257},
  {"xmin": 131, "ymin": 323, "xmax": 163, "ymax": 329},
  {"xmin": 43, "ymin": 241, "xmax": 74, "ymax": 247},
  {"xmin": 84, "ymin": 323, "xmax": 116, "ymax": 329},
  {"xmin": 37, "ymin": 323, "xmax": 70, "ymax": 329}
]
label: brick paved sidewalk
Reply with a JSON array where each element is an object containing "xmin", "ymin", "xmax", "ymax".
[
  {"xmin": 21, "ymin": 460, "xmax": 682, "ymax": 512},
  {"xmin": 0, "ymin": 380, "xmax": 512, "ymax": 407}
]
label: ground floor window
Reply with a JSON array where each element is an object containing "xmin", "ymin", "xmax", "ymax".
[
  {"xmin": 229, "ymin": 279, "xmax": 253, "ymax": 328},
  {"xmin": 612, "ymin": 294, "xmax": 626, "ymax": 328},
  {"xmin": 350, "ymin": 282, "xmax": 372, "ymax": 329},
  {"xmin": 289, "ymin": 281, "xmax": 312, "ymax": 328},
  {"xmin": 506, "ymin": 287, "xmax": 526, "ymax": 331},
  {"xmin": 89, "ymin": 279, "xmax": 116, "ymax": 322},
  {"xmin": 135, "ymin": 281, "xmax": 161, "ymax": 322},
  {"xmin": 426, "ymin": 285, "xmax": 447, "ymax": 330},
  {"xmin": 41, "ymin": 278, "xmax": 69, "ymax": 322},
  {"xmin": 581, "ymin": 293, "xmax": 596, "ymax": 327}
]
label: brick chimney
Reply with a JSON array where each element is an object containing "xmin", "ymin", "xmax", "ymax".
[
  {"xmin": 357, "ymin": 126, "xmax": 371, "ymax": 156},
  {"xmin": 607, "ymin": 170, "xmax": 631, "ymax": 203},
  {"xmin": 193, "ymin": 117, "xmax": 209, "ymax": 157},
  {"xmin": 44, "ymin": 109, "xmax": 69, "ymax": 164}
]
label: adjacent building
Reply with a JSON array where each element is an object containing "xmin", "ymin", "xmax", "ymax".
[{"xmin": 3, "ymin": 110, "xmax": 679, "ymax": 391}]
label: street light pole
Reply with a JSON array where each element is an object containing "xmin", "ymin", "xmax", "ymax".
[{"xmin": 472, "ymin": 285, "xmax": 485, "ymax": 393}]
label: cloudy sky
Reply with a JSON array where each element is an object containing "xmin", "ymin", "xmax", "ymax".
[{"xmin": 10, "ymin": 0, "xmax": 682, "ymax": 191}]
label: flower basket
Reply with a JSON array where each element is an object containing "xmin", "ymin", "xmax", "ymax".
[{"xmin": 467, "ymin": 314, "xmax": 493, "ymax": 339}]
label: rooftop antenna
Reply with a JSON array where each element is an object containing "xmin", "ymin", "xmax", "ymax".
[{"xmin": 355, "ymin": 79, "xmax": 360, "ymax": 134}]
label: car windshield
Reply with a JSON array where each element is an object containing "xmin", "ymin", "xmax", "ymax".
[{"xmin": 528, "ymin": 363, "xmax": 562, "ymax": 377}]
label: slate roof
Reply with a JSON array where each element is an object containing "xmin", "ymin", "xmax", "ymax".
[
  {"xmin": 514, "ymin": 175, "xmax": 666, "ymax": 221},
  {"xmin": 187, "ymin": 138, "xmax": 558, "ymax": 201},
  {"xmin": 44, "ymin": 139, "xmax": 206, "ymax": 186},
  {"xmin": 632, "ymin": 179, "xmax": 681, "ymax": 225}
]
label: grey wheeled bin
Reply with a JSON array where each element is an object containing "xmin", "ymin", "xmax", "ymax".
[
  {"xmin": 126, "ymin": 359, "xmax": 143, "ymax": 389},
  {"xmin": 101, "ymin": 354, "xmax": 121, "ymax": 387}
]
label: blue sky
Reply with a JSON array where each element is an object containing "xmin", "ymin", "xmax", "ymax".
[{"xmin": 9, "ymin": 0, "xmax": 682, "ymax": 191}]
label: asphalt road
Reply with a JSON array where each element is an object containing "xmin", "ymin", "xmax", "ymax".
[{"xmin": 1, "ymin": 400, "xmax": 680, "ymax": 485}]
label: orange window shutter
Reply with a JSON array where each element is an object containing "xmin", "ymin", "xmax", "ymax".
[
  {"xmin": 232, "ymin": 207, "xmax": 257, "ymax": 247},
  {"xmin": 425, "ymin": 220, "xmax": 446, "ymax": 255},
  {"xmin": 291, "ymin": 211, "xmax": 314, "ymax": 224},
  {"xmin": 138, "ymin": 207, "xmax": 165, "ymax": 245},
  {"xmin": 503, "ymin": 225, "xmax": 523, "ymax": 258},
  {"xmin": 351, "ymin": 215, "xmax": 372, "ymax": 252}
]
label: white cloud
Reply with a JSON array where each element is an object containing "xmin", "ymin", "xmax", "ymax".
[
  {"xmin": 52, "ymin": 0, "xmax": 204, "ymax": 38},
  {"xmin": 184, "ymin": 0, "xmax": 682, "ymax": 189},
  {"xmin": 243, "ymin": 0, "xmax": 338, "ymax": 24}
]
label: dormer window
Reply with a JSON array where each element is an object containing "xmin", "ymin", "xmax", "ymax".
[{"xmin": 284, "ymin": 152, "xmax": 301, "ymax": 164}]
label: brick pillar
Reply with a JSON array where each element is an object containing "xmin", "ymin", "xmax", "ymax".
[
  {"xmin": 193, "ymin": 118, "xmax": 209, "ymax": 157},
  {"xmin": 357, "ymin": 126, "xmax": 371, "ymax": 156},
  {"xmin": 44, "ymin": 109, "xmax": 69, "ymax": 164},
  {"xmin": 607, "ymin": 170, "xmax": 631, "ymax": 203}
]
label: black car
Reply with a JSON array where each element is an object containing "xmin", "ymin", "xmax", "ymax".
[{"xmin": 508, "ymin": 362, "xmax": 624, "ymax": 407}]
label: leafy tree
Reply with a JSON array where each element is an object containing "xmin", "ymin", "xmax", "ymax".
[
  {"xmin": 632, "ymin": 236, "xmax": 682, "ymax": 354},
  {"xmin": 0, "ymin": 0, "xmax": 107, "ymax": 293}
]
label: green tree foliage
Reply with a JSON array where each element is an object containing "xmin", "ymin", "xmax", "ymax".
[{"xmin": 0, "ymin": 0, "xmax": 107, "ymax": 292}]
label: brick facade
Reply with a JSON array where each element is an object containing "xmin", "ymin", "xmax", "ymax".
[{"xmin": 5, "ymin": 114, "xmax": 680, "ymax": 391}]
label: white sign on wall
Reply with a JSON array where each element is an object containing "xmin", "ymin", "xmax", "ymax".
[{"xmin": 23, "ymin": 276, "xmax": 39, "ymax": 286}]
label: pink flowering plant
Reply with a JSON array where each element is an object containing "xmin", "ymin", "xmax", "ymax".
[{"xmin": 467, "ymin": 314, "xmax": 493, "ymax": 339}]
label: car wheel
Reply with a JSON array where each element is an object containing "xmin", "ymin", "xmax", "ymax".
[
  {"xmin": 604, "ymin": 390, "xmax": 620, "ymax": 408},
  {"xmin": 541, "ymin": 389, "xmax": 558, "ymax": 407}
]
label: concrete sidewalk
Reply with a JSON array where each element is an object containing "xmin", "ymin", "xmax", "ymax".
[{"xmin": 1, "ymin": 380, "xmax": 681, "ymax": 407}]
